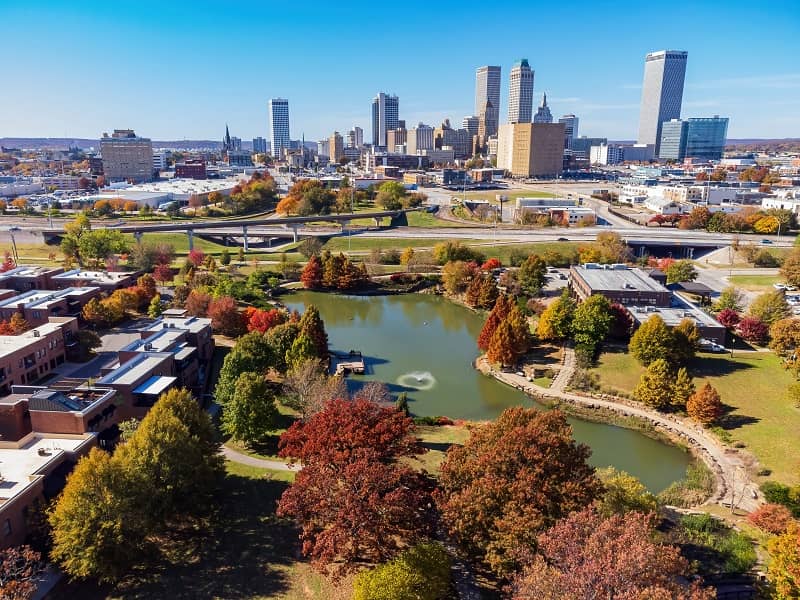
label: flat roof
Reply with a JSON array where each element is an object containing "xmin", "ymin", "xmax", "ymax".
[
  {"xmin": 0, "ymin": 435, "xmax": 91, "ymax": 504},
  {"xmin": 96, "ymin": 352, "xmax": 173, "ymax": 386},
  {"xmin": 0, "ymin": 320, "xmax": 69, "ymax": 354},
  {"xmin": 133, "ymin": 375, "xmax": 177, "ymax": 396},
  {"xmin": 145, "ymin": 316, "xmax": 211, "ymax": 335},
  {"xmin": 572, "ymin": 265, "xmax": 668, "ymax": 294},
  {"xmin": 121, "ymin": 329, "xmax": 185, "ymax": 353},
  {"xmin": 0, "ymin": 287, "xmax": 98, "ymax": 310},
  {"xmin": 51, "ymin": 269, "xmax": 134, "ymax": 283},
  {"xmin": 627, "ymin": 301, "xmax": 723, "ymax": 329}
]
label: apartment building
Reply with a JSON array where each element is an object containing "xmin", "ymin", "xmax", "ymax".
[
  {"xmin": 0, "ymin": 266, "xmax": 65, "ymax": 292},
  {"xmin": 100, "ymin": 129, "xmax": 154, "ymax": 183},
  {"xmin": 50, "ymin": 269, "xmax": 139, "ymax": 292},
  {"xmin": 0, "ymin": 287, "xmax": 101, "ymax": 326}
]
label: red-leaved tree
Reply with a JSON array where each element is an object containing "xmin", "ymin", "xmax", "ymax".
[
  {"xmin": 0, "ymin": 251, "xmax": 15, "ymax": 273},
  {"xmin": 187, "ymin": 249, "xmax": 205, "ymax": 267},
  {"xmin": 185, "ymin": 289, "xmax": 212, "ymax": 317},
  {"xmin": 716, "ymin": 308, "xmax": 741, "ymax": 329},
  {"xmin": 300, "ymin": 255, "xmax": 323, "ymax": 289},
  {"xmin": 481, "ymin": 258, "xmax": 502, "ymax": 271},
  {"xmin": 277, "ymin": 398, "xmax": 432, "ymax": 574},
  {"xmin": 207, "ymin": 296, "xmax": 245, "ymax": 337},
  {"xmin": 245, "ymin": 307, "xmax": 287, "ymax": 333},
  {"xmin": 511, "ymin": 508, "xmax": 714, "ymax": 600},
  {"xmin": 436, "ymin": 407, "xmax": 601, "ymax": 577},
  {"xmin": 478, "ymin": 295, "xmax": 514, "ymax": 351},
  {"xmin": 747, "ymin": 503, "xmax": 795, "ymax": 535},
  {"xmin": 737, "ymin": 316, "xmax": 769, "ymax": 343},
  {"xmin": 0, "ymin": 545, "xmax": 44, "ymax": 600}
]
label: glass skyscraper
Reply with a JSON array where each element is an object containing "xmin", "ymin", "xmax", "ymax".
[
  {"xmin": 658, "ymin": 116, "xmax": 729, "ymax": 161},
  {"xmin": 371, "ymin": 92, "xmax": 399, "ymax": 148},
  {"xmin": 269, "ymin": 98, "xmax": 290, "ymax": 158},
  {"xmin": 475, "ymin": 65, "xmax": 501, "ymax": 137},
  {"xmin": 637, "ymin": 50, "xmax": 688, "ymax": 155}
]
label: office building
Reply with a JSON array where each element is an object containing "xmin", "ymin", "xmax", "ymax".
[
  {"xmin": 386, "ymin": 127, "xmax": 407, "ymax": 154},
  {"xmin": 317, "ymin": 139, "xmax": 330, "ymax": 159},
  {"xmin": 175, "ymin": 159, "xmax": 207, "ymax": 180},
  {"xmin": 658, "ymin": 116, "xmax": 729, "ymax": 162},
  {"xmin": 230, "ymin": 136, "xmax": 242, "ymax": 151},
  {"xmin": 496, "ymin": 122, "xmax": 565, "ymax": 178},
  {"xmin": 100, "ymin": 129, "xmax": 153, "ymax": 183},
  {"xmin": 508, "ymin": 59, "xmax": 534, "ymax": 124},
  {"xmin": 637, "ymin": 50, "xmax": 688, "ymax": 154},
  {"xmin": 475, "ymin": 66, "xmax": 501, "ymax": 137},
  {"xmin": 434, "ymin": 120, "xmax": 473, "ymax": 159},
  {"xmin": 533, "ymin": 92, "xmax": 553, "ymax": 123},
  {"xmin": 152, "ymin": 151, "xmax": 169, "ymax": 172},
  {"xmin": 371, "ymin": 93, "xmax": 399, "ymax": 148},
  {"xmin": 477, "ymin": 99, "xmax": 498, "ymax": 143},
  {"xmin": 558, "ymin": 114, "xmax": 579, "ymax": 148},
  {"xmin": 227, "ymin": 151, "xmax": 253, "ymax": 167},
  {"xmin": 253, "ymin": 137, "xmax": 268, "ymax": 154},
  {"xmin": 347, "ymin": 126, "xmax": 363, "ymax": 149},
  {"xmin": 569, "ymin": 136, "xmax": 608, "ymax": 159},
  {"xmin": 462, "ymin": 116, "xmax": 480, "ymax": 137},
  {"xmin": 269, "ymin": 98, "xmax": 290, "ymax": 158},
  {"xmin": 407, "ymin": 123, "xmax": 434, "ymax": 155},
  {"xmin": 570, "ymin": 264, "xmax": 672, "ymax": 307},
  {"xmin": 590, "ymin": 144, "xmax": 625, "ymax": 166},
  {"xmin": 329, "ymin": 131, "xmax": 344, "ymax": 163}
]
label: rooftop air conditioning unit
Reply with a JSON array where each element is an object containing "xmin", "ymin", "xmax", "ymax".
[{"xmin": 33, "ymin": 330, "xmax": 40, "ymax": 337}]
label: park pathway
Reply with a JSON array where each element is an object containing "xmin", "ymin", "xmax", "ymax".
[
  {"xmin": 220, "ymin": 444, "xmax": 297, "ymax": 472},
  {"xmin": 478, "ymin": 347, "xmax": 761, "ymax": 513}
]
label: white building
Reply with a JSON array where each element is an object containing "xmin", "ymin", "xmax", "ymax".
[
  {"xmin": 637, "ymin": 50, "xmax": 688, "ymax": 155},
  {"xmin": 508, "ymin": 59, "xmax": 534, "ymax": 124},
  {"xmin": 590, "ymin": 144, "xmax": 624, "ymax": 166},
  {"xmin": 407, "ymin": 123, "xmax": 434, "ymax": 155},
  {"xmin": 152, "ymin": 151, "xmax": 169, "ymax": 171}
]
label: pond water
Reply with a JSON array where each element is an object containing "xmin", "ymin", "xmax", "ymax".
[{"xmin": 284, "ymin": 291, "xmax": 691, "ymax": 492}]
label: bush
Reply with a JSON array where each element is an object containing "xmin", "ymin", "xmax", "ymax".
[
  {"xmin": 657, "ymin": 463, "xmax": 715, "ymax": 508},
  {"xmin": 352, "ymin": 543, "xmax": 451, "ymax": 600},
  {"xmin": 753, "ymin": 249, "xmax": 781, "ymax": 267},
  {"xmin": 760, "ymin": 481, "xmax": 800, "ymax": 517},
  {"xmin": 747, "ymin": 503, "xmax": 795, "ymax": 534},
  {"xmin": 678, "ymin": 513, "xmax": 757, "ymax": 574}
]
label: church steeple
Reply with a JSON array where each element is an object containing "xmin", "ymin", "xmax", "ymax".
[
  {"xmin": 223, "ymin": 124, "xmax": 232, "ymax": 152},
  {"xmin": 534, "ymin": 92, "xmax": 553, "ymax": 124},
  {"xmin": 540, "ymin": 92, "xmax": 548, "ymax": 108}
]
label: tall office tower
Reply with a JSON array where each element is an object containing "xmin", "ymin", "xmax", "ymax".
[
  {"xmin": 386, "ymin": 127, "xmax": 407, "ymax": 153},
  {"xmin": 558, "ymin": 114, "xmax": 579, "ymax": 148},
  {"xmin": 269, "ymin": 98, "xmax": 290, "ymax": 158},
  {"xmin": 533, "ymin": 92, "xmax": 553, "ymax": 123},
  {"xmin": 462, "ymin": 116, "xmax": 480, "ymax": 137},
  {"xmin": 347, "ymin": 126, "xmax": 363, "ymax": 148},
  {"xmin": 475, "ymin": 66, "xmax": 501, "ymax": 137},
  {"xmin": 477, "ymin": 100, "xmax": 498, "ymax": 141},
  {"xmin": 329, "ymin": 131, "xmax": 344, "ymax": 163},
  {"xmin": 658, "ymin": 116, "xmax": 728, "ymax": 161},
  {"xmin": 508, "ymin": 59, "xmax": 534, "ymax": 124},
  {"xmin": 637, "ymin": 50, "xmax": 688, "ymax": 155},
  {"xmin": 253, "ymin": 137, "xmax": 267, "ymax": 154},
  {"xmin": 371, "ymin": 92, "xmax": 400, "ymax": 148},
  {"xmin": 230, "ymin": 136, "xmax": 242, "ymax": 151},
  {"xmin": 100, "ymin": 129, "xmax": 153, "ymax": 182}
]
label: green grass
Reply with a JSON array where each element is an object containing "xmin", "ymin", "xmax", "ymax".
[
  {"xmin": 728, "ymin": 274, "xmax": 782, "ymax": 290},
  {"xmin": 461, "ymin": 189, "xmax": 557, "ymax": 203},
  {"xmin": 224, "ymin": 459, "xmax": 295, "ymax": 483},
  {"xmin": 478, "ymin": 241, "xmax": 581, "ymax": 264},
  {"xmin": 322, "ymin": 236, "xmax": 468, "ymax": 252},
  {"xmin": 405, "ymin": 210, "xmax": 464, "ymax": 227},
  {"xmin": 533, "ymin": 376, "xmax": 554, "ymax": 388},
  {"xmin": 592, "ymin": 349, "xmax": 800, "ymax": 485},
  {"xmin": 407, "ymin": 424, "xmax": 471, "ymax": 475}
]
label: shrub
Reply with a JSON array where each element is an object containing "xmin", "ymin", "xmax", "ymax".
[
  {"xmin": 657, "ymin": 463, "xmax": 715, "ymax": 508},
  {"xmin": 761, "ymin": 481, "xmax": 800, "ymax": 517},
  {"xmin": 747, "ymin": 503, "xmax": 795, "ymax": 534},
  {"xmin": 352, "ymin": 542, "xmax": 451, "ymax": 600}
]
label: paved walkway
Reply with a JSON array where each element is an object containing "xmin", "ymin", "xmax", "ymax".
[
  {"xmin": 220, "ymin": 444, "xmax": 297, "ymax": 472},
  {"xmin": 478, "ymin": 347, "xmax": 761, "ymax": 513}
]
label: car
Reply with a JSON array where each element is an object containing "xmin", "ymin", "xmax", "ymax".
[
  {"xmin": 761, "ymin": 238, "xmax": 773, "ymax": 244},
  {"xmin": 556, "ymin": 237, "xmax": 569, "ymax": 242},
  {"xmin": 774, "ymin": 283, "xmax": 787, "ymax": 290}
]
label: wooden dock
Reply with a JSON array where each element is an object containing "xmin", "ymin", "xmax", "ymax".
[{"xmin": 331, "ymin": 351, "xmax": 365, "ymax": 376}]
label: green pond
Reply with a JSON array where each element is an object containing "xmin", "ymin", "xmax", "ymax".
[{"xmin": 284, "ymin": 291, "xmax": 691, "ymax": 492}]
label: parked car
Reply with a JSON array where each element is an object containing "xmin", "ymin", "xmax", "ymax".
[
  {"xmin": 761, "ymin": 239, "xmax": 773, "ymax": 245},
  {"xmin": 774, "ymin": 283, "xmax": 787, "ymax": 290}
]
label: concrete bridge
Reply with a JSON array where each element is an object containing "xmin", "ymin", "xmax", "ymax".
[{"xmin": 41, "ymin": 209, "xmax": 413, "ymax": 251}]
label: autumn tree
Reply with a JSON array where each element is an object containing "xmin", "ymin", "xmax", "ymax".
[
  {"xmin": 283, "ymin": 358, "xmax": 348, "ymax": 419},
  {"xmin": 781, "ymin": 248, "xmax": 800, "ymax": 287},
  {"xmin": 147, "ymin": 294, "xmax": 163, "ymax": 318},
  {"xmin": 737, "ymin": 316, "xmax": 769, "ymax": 344},
  {"xmin": 277, "ymin": 398, "xmax": 432, "ymax": 573},
  {"xmin": 510, "ymin": 508, "xmax": 714, "ymax": 600},
  {"xmin": 769, "ymin": 318, "xmax": 800, "ymax": 376},
  {"xmin": 747, "ymin": 503, "xmax": 795, "ymax": 535},
  {"xmin": 536, "ymin": 289, "xmax": 575, "ymax": 341},
  {"xmin": 767, "ymin": 524, "xmax": 800, "ymax": 598},
  {"xmin": 352, "ymin": 542, "xmax": 451, "ymax": 600},
  {"xmin": 221, "ymin": 372, "xmax": 279, "ymax": 444},
  {"xmin": 672, "ymin": 317, "xmax": 700, "ymax": 365},
  {"xmin": 507, "ymin": 305, "xmax": 532, "ymax": 356},
  {"xmin": 300, "ymin": 254, "xmax": 323, "ymax": 289},
  {"xmin": 672, "ymin": 367, "xmax": 696, "ymax": 408},
  {"xmin": 518, "ymin": 254, "xmax": 547, "ymax": 296},
  {"xmin": 436, "ymin": 408, "xmax": 601, "ymax": 577},
  {"xmin": 214, "ymin": 331, "xmax": 277, "ymax": 404},
  {"xmin": 633, "ymin": 359, "xmax": 675, "ymax": 410},
  {"xmin": 8, "ymin": 313, "xmax": 28, "ymax": 335},
  {"xmin": 245, "ymin": 307, "xmax": 286, "ymax": 333},
  {"xmin": 185, "ymin": 289, "xmax": 212, "ymax": 317},
  {"xmin": 571, "ymin": 294, "xmax": 612, "ymax": 355},
  {"xmin": 608, "ymin": 302, "xmax": 635, "ymax": 339},
  {"xmin": 686, "ymin": 383, "xmax": 723, "ymax": 426},
  {"xmin": 0, "ymin": 545, "xmax": 44, "ymax": 600},
  {"xmin": 298, "ymin": 305, "xmax": 328, "ymax": 357},
  {"xmin": 629, "ymin": 314, "xmax": 675, "ymax": 366},
  {"xmin": 486, "ymin": 318, "xmax": 518, "ymax": 366},
  {"xmin": 441, "ymin": 260, "xmax": 478, "ymax": 295},
  {"xmin": 478, "ymin": 295, "xmax": 514, "ymax": 350},
  {"xmin": 749, "ymin": 290, "xmax": 791, "ymax": 326},
  {"xmin": 714, "ymin": 286, "xmax": 745, "ymax": 312},
  {"xmin": 207, "ymin": 295, "xmax": 245, "ymax": 337},
  {"xmin": 716, "ymin": 308, "xmax": 741, "ymax": 329},
  {"xmin": 595, "ymin": 467, "xmax": 658, "ymax": 517}
]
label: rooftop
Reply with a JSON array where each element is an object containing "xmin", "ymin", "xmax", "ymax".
[
  {"xmin": 0, "ymin": 320, "xmax": 71, "ymax": 354},
  {"xmin": 121, "ymin": 328, "xmax": 186, "ymax": 353},
  {"xmin": 572, "ymin": 265, "xmax": 668, "ymax": 294},
  {"xmin": 145, "ymin": 316, "xmax": 211, "ymax": 335},
  {"xmin": 0, "ymin": 287, "xmax": 98, "ymax": 310},
  {"xmin": 95, "ymin": 352, "xmax": 173, "ymax": 386},
  {"xmin": 51, "ymin": 269, "xmax": 134, "ymax": 284},
  {"xmin": 626, "ymin": 300, "xmax": 723, "ymax": 329},
  {"xmin": 132, "ymin": 375, "xmax": 177, "ymax": 396}
]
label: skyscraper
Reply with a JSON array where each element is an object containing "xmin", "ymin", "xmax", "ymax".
[
  {"xmin": 348, "ymin": 126, "xmax": 363, "ymax": 148},
  {"xmin": 533, "ymin": 92, "xmax": 553, "ymax": 123},
  {"xmin": 100, "ymin": 129, "xmax": 153, "ymax": 183},
  {"xmin": 508, "ymin": 59, "xmax": 534, "ymax": 124},
  {"xmin": 269, "ymin": 98, "xmax": 290, "ymax": 158},
  {"xmin": 371, "ymin": 92, "xmax": 399, "ymax": 148},
  {"xmin": 658, "ymin": 116, "xmax": 728, "ymax": 161},
  {"xmin": 558, "ymin": 114, "xmax": 579, "ymax": 148},
  {"xmin": 462, "ymin": 116, "xmax": 480, "ymax": 137},
  {"xmin": 252, "ymin": 137, "xmax": 267, "ymax": 154},
  {"xmin": 329, "ymin": 131, "xmax": 344, "ymax": 163},
  {"xmin": 637, "ymin": 50, "xmax": 688, "ymax": 155},
  {"xmin": 475, "ymin": 66, "xmax": 501, "ymax": 137}
]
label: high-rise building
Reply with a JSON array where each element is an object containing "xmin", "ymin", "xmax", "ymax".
[
  {"xmin": 371, "ymin": 92, "xmax": 399, "ymax": 148},
  {"xmin": 637, "ymin": 50, "xmax": 688, "ymax": 155},
  {"xmin": 329, "ymin": 131, "xmax": 344, "ymax": 163},
  {"xmin": 269, "ymin": 98, "xmax": 290, "ymax": 158},
  {"xmin": 475, "ymin": 66, "xmax": 501, "ymax": 137},
  {"xmin": 477, "ymin": 100, "xmax": 498, "ymax": 142},
  {"xmin": 462, "ymin": 116, "xmax": 480, "ymax": 137},
  {"xmin": 253, "ymin": 137, "xmax": 268, "ymax": 154},
  {"xmin": 347, "ymin": 126, "xmax": 363, "ymax": 148},
  {"xmin": 558, "ymin": 114, "xmax": 579, "ymax": 148},
  {"xmin": 658, "ymin": 116, "xmax": 729, "ymax": 161},
  {"xmin": 533, "ymin": 92, "xmax": 553, "ymax": 123},
  {"xmin": 497, "ymin": 122, "xmax": 565, "ymax": 178},
  {"xmin": 100, "ymin": 129, "xmax": 154, "ymax": 183},
  {"xmin": 569, "ymin": 136, "xmax": 608, "ymax": 159},
  {"xmin": 434, "ymin": 120, "xmax": 472, "ymax": 159},
  {"xmin": 386, "ymin": 127, "xmax": 407, "ymax": 154},
  {"xmin": 317, "ymin": 139, "xmax": 330, "ymax": 158},
  {"xmin": 230, "ymin": 136, "xmax": 242, "ymax": 151},
  {"xmin": 508, "ymin": 59, "xmax": 534, "ymax": 124},
  {"xmin": 407, "ymin": 123, "xmax": 434, "ymax": 155}
]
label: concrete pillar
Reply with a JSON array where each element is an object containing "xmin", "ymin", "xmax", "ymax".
[
  {"xmin": 133, "ymin": 231, "xmax": 143, "ymax": 245},
  {"xmin": 242, "ymin": 225, "xmax": 249, "ymax": 253},
  {"xmin": 374, "ymin": 217, "xmax": 382, "ymax": 227},
  {"xmin": 292, "ymin": 226, "xmax": 298, "ymax": 243},
  {"xmin": 187, "ymin": 229, "xmax": 194, "ymax": 251}
]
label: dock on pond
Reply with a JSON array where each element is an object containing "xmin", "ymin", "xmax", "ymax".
[{"xmin": 330, "ymin": 350, "xmax": 365, "ymax": 376}]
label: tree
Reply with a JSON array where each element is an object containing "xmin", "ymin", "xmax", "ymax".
[
  {"xmin": 222, "ymin": 372, "xmax": 279, "ymax": 444},
  {"xmin": 714, "ymin": 286, "xmax": 745, "ymax": 312},
  {"xmin": 686, "ymin": 383, "xmax": 723, "ymax": 425},
  {"xmin": 441, "ymin": 260, "xmax": 478, "ymax": 296},
  {"xmin": 60, "ymin": 213, "xmax": 92, "ymax": 266},
  {"xmin": 536, "ymin": 290, "xmax": 575, "ymax": 341},
  {"xmin": 436, "ymin": 408, "xmax": 601, "ymax": 576},
  {"xmin": 781, "ymin": 248, "xmax": 800, "ymax": 287},
  {"xmin": 672, "ymin": 367, "xmax": 696, "ymax": 408},
  {"xmin": 486, "ymin": 317, "xmax": 518, "ymax": 366},
  {"xmin": 507, "ymin": 306, "xmax": 532, "ymax": 355},
  {"xmin": 153, "ymin": 263, "xmax": 173, "ymax": 283},
  {"xmin": 432, "ymin": 240, "xmax": 485, "ymax": 265},
  {"xmin": 298, "ymin": 305, "xmax": 328, "ymax": 357},
  {"xmin": 245, "ymin": 307, "xmax": 286, "ymax": 333},
  {"xmin": 672, "ymin": 317, "xmax": 699, "ymax": 365},
  {"xmin": 207, "ymin": 295, "xmax": 245, "ymax": 337},
  {"xmin": 478, "ymin": 274, "xmax": 499, "ymax": 308},
  {"xmin": 747, "ymin": 503, "xmax": 795, "ymax": 535},
  {"xmin": 571, "ymin": 294, "xmax": 613, "ymax": 355},
  {"xmin": 595, "ymin": 467, "xmax": 658, "ymax": 517},
  {"xmin": 285, "ymin": 333, "xmax": 316, "ymax": 372},
  {"xmin": 375, "ymin": 180, "xmax": 406, "ymax": 210},
  {"xmin": 770, "ymin": 318, "xmax": 800, "ymax": 375},
  {"xmin": 608, "ymin": 303, "xmax": 635, "ymax": 339},
  {"xmin": 478, "ymin": 295, "xmax": 514, "ymax": 351},
  {"xmin": 518, "ymin": 254, "xmax": 547, "ymax": 296},
  {"xmin": 185, "ymin": 289, "xmax": 212, "ymax": 317},
  {"xmin": 666, "ymin": 260, "xmax": 698, "ymax": 284},
  {"xmin": 265, "ymin": 322, "xmax": 299, "ymax": 373},
  {"xmin": 300, "ymin": 255, "xmax": 323, "ymax": 289},
  {"xmin": 633, "ymin": 359, "xmax": 675, "ymax": 409},
  {"xmin": 716, "ymin": 308, "xmax": 741, "ymax": 329},
  {"xmin": 737, "ymin": 316, "xmax": 769, "ymax": 344},
  {"xmin": 0, "ymin": 545, "xmax": 44, "ymax": 600},
  {"xmin": 629, "ymin": 315, "xmax": 675, "ymax": 366},
  {"xmin": 482, "ymin": 257, "xmax": 501, "ymax": 271},
  {"xmin": 214, "ymin": 331, "xmax": 277, "ymax": 404},
  {"xmin": 0, "ymin": 251, "xmax": 15, "ymax": 273},
  {"xmin": 81, "ymin": 297, "xmax": 114, "ymax": 328},
  {"xmin": 8, "ymin": 313, "xmax": 28, "ymax": 335},
  {"xmin": 147, "ymin": 294, "xmax": 163, "ymax": 318},
  {"xmin": 749, "ymin": 290, "xmax": 790, "ymax": 326},
  {"xmin": 297, "ymin": 237, "xmax": 323, "ymax": 258},
  {"xmin": 511, "ymin": 508, "xmax": 714, "ymax": 600},
  {"xmin": 283, "ymin": 358, "xmax": 347, "ymax": 418},
  {"xmin": 77, "ymin": 229, "xmax": 129, "ymax": 268},
  {"xmin": 767, "ymin": 524, "xmax": 800, "ymax": 598},
  {"xmin": 352, "ymin": 542, "xmax": 451, "ymax": 600},
  {"xmin": 277, "ymin": 398, "xmax": 431, "ymax": 573}
]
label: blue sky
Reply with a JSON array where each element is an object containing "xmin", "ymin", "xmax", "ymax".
[{"xmin": 1, "ymin": 1, "xmax": 799, "ymax": 142}]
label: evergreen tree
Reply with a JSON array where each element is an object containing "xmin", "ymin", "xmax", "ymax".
[
  {"xmin": 286, "ymin": 333, "xmax": 316, "ymax": 371},
  {"xmin": 464, "ymin": 274, "xmax": 483, "ymax": 308},
  {"xmin": 672, "ymin": 318, "xmax": 699, "ymax": 365},
  {"xmin": 633, "ymin": 359, "xmax": 674, "ymax": 409},
  {"xmin": 478, "ymin": 274, "xmax": 499, "ymax": 308},
  {"xmin": 477, "ymin": 295, "xmax": 513, "ymax": 351},
  {"xmin": 147, "ymin": 294, "xmax": 163, "ymax": 318},
  {"xmin": 298, "ymin": 305, "xmax": 328, "ymax": 357},
  {"xmin": 507, "ymin": 306, "xmax": 532, "ymax": 355}
]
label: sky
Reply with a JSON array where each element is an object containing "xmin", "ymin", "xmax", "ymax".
[{"xmin": 1, "ymin": 1, "xmax": 799, "ymax": 143}]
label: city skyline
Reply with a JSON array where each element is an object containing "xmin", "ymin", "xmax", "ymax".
[{"xmin": 1, "ymin": 1, "xmax": 799, "ymax": 141}]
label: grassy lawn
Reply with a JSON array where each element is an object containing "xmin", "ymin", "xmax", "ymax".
[
  {"xmin": 405, "ymin": 210, "xmax": 464, "ymax": 228},
  {"xmin": 727, "ymin": 274, "xmax": 781, "ymax": 291},
  {"xmin": 533, "ymin": 376, "xmax": 554, "ymax": 388},
  {"xmin": 462, "ymin": 189, "xmax": 557, "ymax": 203},
  {"xmin": 592, "ymin": 349, "xmax": 800, "ymax": 485},
  {"xmin": 479, "ymin": 241, "xmax": 581, "ymax": 264},
  {"xmin": 406, "ymin": 424, "xmax": 472, "ymax": 475},
  {"xmin": 322, "ymin": 236, "xmax": 468, "ymax": 252}
]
